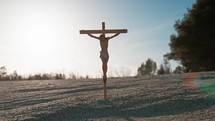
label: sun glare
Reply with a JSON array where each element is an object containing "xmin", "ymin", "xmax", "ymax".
[{"xmin": 23, "ymin": 24, "xmax": 57, "ymax": 56}]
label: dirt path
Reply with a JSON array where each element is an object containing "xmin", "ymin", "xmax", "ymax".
[{"xmin": 0, "ymin": 72, "xmax": 215, "ymax": 121}]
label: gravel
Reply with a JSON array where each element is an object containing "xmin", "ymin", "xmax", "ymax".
[{"xmin": 0, "ymin": 72, "xmax": 215, "ymax": 121}]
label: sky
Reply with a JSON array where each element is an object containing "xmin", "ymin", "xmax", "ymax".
[{"xmin": 0, "ymin": 0, "xmax": 196, "ymax": 77}]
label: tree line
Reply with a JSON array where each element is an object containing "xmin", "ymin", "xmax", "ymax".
[
  {"xmin": 137, "ymin": 58, "xmax": 184, "ymax": 77},
  {"xmin": 0, "ymin": 66, "xmax": 68, "ymax": 81}
]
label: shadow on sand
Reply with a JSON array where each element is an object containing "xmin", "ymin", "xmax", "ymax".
[
  {"xmin": 23, "ymin": 90, "xmax": 214, "ymax": 121},
  {"xmin": 0, "ymin": 83, "xmax": 139, "ymax": 112}
]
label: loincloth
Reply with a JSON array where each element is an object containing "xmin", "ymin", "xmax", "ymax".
[{"xmin": 100, "ymin": 51, "xmax": 109, "ymax": 61}]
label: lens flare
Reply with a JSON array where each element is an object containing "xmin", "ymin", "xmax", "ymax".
[
  {"xmin": 183, "ymin": 72, "xmax": 201, "ymax": 90},
  {"xmin": 184, "ymin": 72, "xmax": 215, "ymax": 103}
]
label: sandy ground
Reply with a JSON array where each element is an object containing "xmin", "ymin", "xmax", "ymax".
[{"xmin": 0, "ymin": 72, "xmax": 215, "ymax": 121}]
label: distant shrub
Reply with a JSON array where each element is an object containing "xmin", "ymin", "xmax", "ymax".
[{"xmin": 137, "ymin": 58, "xmax": 157, "ymax": 76}]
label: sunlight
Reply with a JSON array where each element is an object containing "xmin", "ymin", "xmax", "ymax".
[{"xmin": 23, "ymin": 23, "xmax": 57, "ymax": 56}]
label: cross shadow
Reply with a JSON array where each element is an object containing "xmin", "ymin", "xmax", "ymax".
[
  {"xmin": 23, "ymin": 90, "xmax": 214, "ymax": 121},
  {"xmin": 0, "ymin": 83, "xmax": 139, "ymax": 112}
]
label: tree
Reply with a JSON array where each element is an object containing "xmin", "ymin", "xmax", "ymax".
[
  {"xmin": 157, "ymin": 58, "xmax": 172, "ymax": 75},
  {"xmin": 157, "ymin": 64, "xmax": 165, "ymax": 75},
  {"xmin": 137, "ymin": 58, "xmax": 157, "ymax": 76},
  {"xmin": 173, "ymin": 66, "xmax": 184, "ymax": 74},
  {"xmin": 55, "ymin": 73, "xmax": 65, "ymax": 80},
  {"xmin": 153, "ymin": 62, "xmax": 157, "ymax": 74},
  {"xmin": 69, "ymin": 73, "xmax": 77, "ymax": 80},
  {"xmin": 165, "ymin": 0, "xmax": 215, "ymax": 72},
  {"xmin": 163, "ymin": 58, "xmax": 171, "ymax": 74},
  {"xmin": 11, "ymin": 70, "xmax": 18, "ymax": 80},
  {"xmin": 0, "ymin": 66, "xmax": 7, "ymax": 80},
  {"xmin": 42, "ymin": 73, "xmax": 50, "ymax": 80},
  {"xmin": 145, "ymin": 58, "xmax": 154, "ymax": 75},
  {"xmin": 18, "ymin": 75, "xmax": 22, "ymax": 80},
  {"xmin": 137, "ymin": 63, "xmax": 145, "ymax": 76}
]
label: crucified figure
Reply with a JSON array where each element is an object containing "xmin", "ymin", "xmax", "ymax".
[
  {"xmin": 87, "ymin": 33, "xmax": 120, "ymax": 81},
  {"xmin": 80, "ymin": 22, "xmax": 127, "ymax": 99}
]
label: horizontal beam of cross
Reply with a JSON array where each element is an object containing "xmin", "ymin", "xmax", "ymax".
[{"xmin": 80, "ymin": 29, "xmax": 127, "ymax": 34}]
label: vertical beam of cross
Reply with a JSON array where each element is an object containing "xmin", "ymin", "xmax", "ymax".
[{"xmin": 102, "ymin": 22, "xmax": 105, "ymax": 35}]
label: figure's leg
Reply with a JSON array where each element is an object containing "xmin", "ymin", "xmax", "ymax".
[
  {"xmin": 102, "ymin": 60, "xmax": 108, "ymax": 81},
  {"xmin": 102, "ymin": 59, "xmax": 108, "ymax": 99}
]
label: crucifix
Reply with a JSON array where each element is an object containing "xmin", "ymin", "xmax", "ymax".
[{"xmin": 80, "ymin": 22, "xmax": 127, "ymax": 100}]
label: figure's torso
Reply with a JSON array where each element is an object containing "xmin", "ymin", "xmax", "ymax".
[{"xmin": 99, "ymin": 38, "xmax": 109, "ymax": 53}]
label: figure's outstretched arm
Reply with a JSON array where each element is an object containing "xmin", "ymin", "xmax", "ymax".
[
  {"xmin": 108, "ymin": 33, "xmax": 120, "ymax": 39},
  {"xmin": 87, "ymin": 34, "xmax": 100, "ymax": 40}
]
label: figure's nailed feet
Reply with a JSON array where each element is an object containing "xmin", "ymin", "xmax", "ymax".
[
  {"xmin": 103, "ymin": 75, "xmax": 107, "ymax": 79},
  {"xmin": 103, "ymin": 75, "xmax": 107, "ymax": 83}
]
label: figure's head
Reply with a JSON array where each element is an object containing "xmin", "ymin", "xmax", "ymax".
[{"xmin": 100, "ymin": 34, "xmax": 105, "ymax": 39}]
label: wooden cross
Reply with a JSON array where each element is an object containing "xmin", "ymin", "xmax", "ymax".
[{"xmin": 80, "ymin": 22, "xmax": 127, "ymax": 100}]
